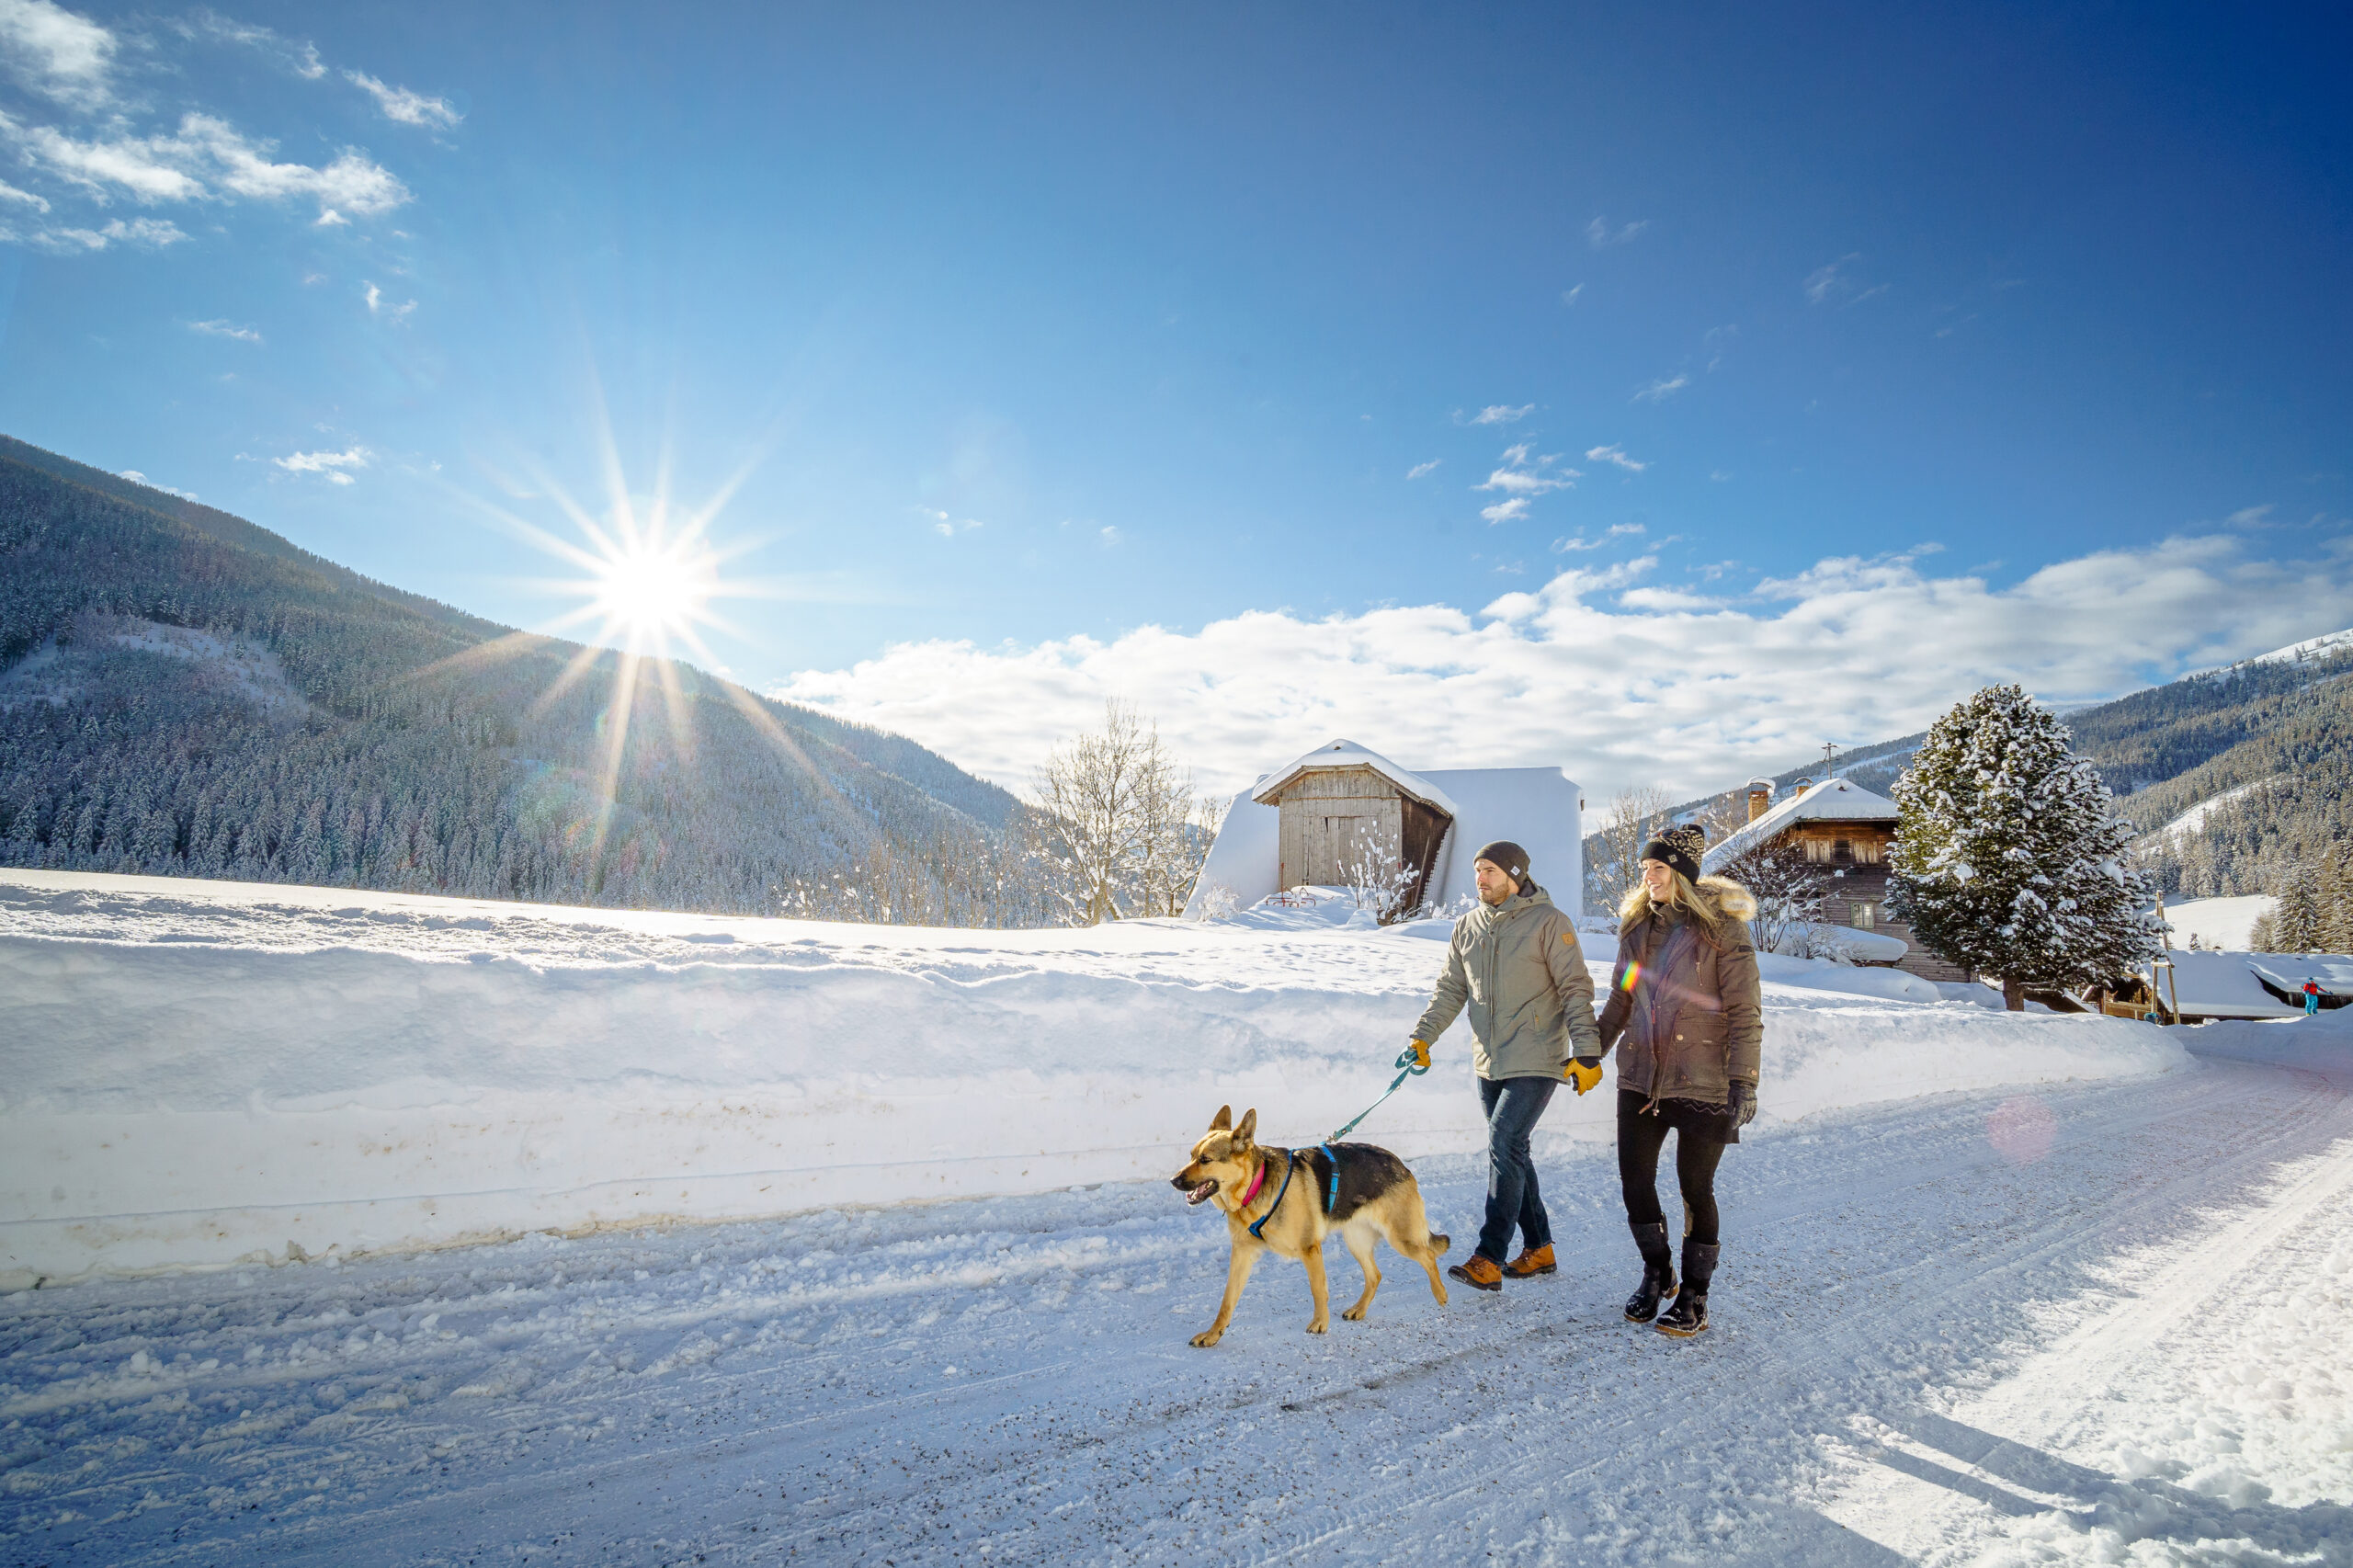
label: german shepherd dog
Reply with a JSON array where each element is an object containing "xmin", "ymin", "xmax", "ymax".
[{"xmin": 1169, "ymin": 1105, "xmax": 1450, "ymax": 1346}]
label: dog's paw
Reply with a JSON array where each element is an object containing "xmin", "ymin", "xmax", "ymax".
[
  {"xmin": 1341, "ymin": 1304, "xmax": 1369, "ymax": 1321},
  {"xmin": 1433, "ymin": 1286, "xmax": 1449, "ymax": 1306},
  {"xmin": 1305, "ymin": 1319, "xmax": 1328, "ymax": 1335},
  {"xmin": 1188, "ymin": 1330, "xmax": 1222, "ymax": 1348}
]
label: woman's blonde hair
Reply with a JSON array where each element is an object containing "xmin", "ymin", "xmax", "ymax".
[{"xmin": 1619, "ymin": 867, "xmax": 1758, "ymax": 939}]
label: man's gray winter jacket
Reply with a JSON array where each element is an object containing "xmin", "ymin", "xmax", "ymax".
[{"xmin": 1411, "ymin": 885, "xmax": 1603, "ymax": 1081}]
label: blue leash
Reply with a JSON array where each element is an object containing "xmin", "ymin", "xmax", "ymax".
[
  {"xmin": 1326, "ymin": 1046, "xmax": 1430, "ymax": 1143},
  {"xmin": 1244, "ymin": 1048, "xmax": 1431, "ymax": 1240}
]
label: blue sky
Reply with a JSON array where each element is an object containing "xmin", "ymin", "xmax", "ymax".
[{"xmin": 4, "ymin": 2, "xmax": 2349, "ymax": 794}]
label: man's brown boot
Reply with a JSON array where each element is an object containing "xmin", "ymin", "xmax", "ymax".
[
  {"xmin": 1504, "ymin": 1244, "xmax": 1557, "ymax": 1278},
  {"xmin": 1447, "ymin": 1255, "xmax": 1504, "ymax": 1292}
]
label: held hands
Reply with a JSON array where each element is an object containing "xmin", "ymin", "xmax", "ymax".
[
  {"xmin": 1406, "ymin": 1040, "xmax": 1431, "ymax": 1071},
  {"xmin": 1565, "ymin": 1057, "xmax": 1604, "ymax": 1096}
]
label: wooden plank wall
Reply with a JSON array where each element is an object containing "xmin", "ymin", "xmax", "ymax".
[{"xmin": 1275, "ymin": 767, "xmax": 1405, "ymax": 889}]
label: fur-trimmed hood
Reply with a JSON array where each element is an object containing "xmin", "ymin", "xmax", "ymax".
[{"xmin": 1618, "ymin": 875, "xmax": 1757, "ymax": 940}]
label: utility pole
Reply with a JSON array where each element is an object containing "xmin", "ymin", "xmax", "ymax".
[{"xmin": 1821, "ymin": 741, "xmax": 1837, "ymax": 778}]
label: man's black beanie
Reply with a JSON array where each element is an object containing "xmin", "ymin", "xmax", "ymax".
[{"xmin": 1474, "ymin": 840, "xmax": 1531, "ymax": 886}]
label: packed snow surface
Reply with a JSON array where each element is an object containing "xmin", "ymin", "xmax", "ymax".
[
  {"xmin": 3, "ymin": 869, "xmax": 2186, "ymax": 1289},
  {"xmin": 3, "ymin": 1017, "xmax": 2347, "ymax": 1564}
]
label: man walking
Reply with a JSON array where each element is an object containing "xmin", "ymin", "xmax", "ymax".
[{"xmin": 1406, "ymin": 841, "xmax": 1604, "ymax": 1291}]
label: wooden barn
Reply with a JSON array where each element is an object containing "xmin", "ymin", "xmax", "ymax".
[
  {"xmin": 1183, "ymin": 740, "xmax": 1585, "ymax": 921},
  {"xmin": 1254, "ymin": 744, "xmax": 1458, "ymax": 912}
]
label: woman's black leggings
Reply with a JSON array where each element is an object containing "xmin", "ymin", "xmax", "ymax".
[{"xmin": 1617, "ymin": 1089, "xmax": 1727, "ymax": 1244}]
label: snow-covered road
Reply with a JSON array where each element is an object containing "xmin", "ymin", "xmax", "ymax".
[{"xmin": 7, "ymin": 1044, "xmax": 2349, "ymax": 1567}]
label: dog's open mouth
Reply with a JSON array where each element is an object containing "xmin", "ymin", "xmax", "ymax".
[{"xmin": 1185, "ymin": 1178, "xmax": 1219, "ymax": 1206}]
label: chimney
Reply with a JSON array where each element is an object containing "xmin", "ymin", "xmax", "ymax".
[
  {"xmin": 1745, "ymin": 778, "xmax": 1774, "ymax": 823},
  {"xmin": 1791, "ymin": 776, "xmax": 1814, "ymax": 798}
]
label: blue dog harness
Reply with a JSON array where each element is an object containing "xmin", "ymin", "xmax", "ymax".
[{"xmin": 1245, "ymin": 1145, "xmax": 1342, "ymax": 1241}]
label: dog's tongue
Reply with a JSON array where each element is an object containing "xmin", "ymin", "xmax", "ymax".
[{"xmin": 1186, "ymin": 1179, "xmax": 1218, "ymax": 1206}]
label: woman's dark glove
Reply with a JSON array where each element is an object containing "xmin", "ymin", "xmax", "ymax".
[{"xmin": 1726, "ymin": 1080, "xmax": 1757, "ymax": 1128}]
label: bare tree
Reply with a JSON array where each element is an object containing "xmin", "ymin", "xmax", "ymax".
[
  {"xmin": 1717, "ymin": 838, "xmax": 1824, "ymax": 957},
  {"xmin": 1340, "ymin": 844, "xmax": 1422, "ymax": 924},
  {"xmin": 1030, "ymin": 700, "xmax": 1220, "ymax": 924},
  {"xmin": 1587, "ymin": 782, "xmax": 1675, "ymax": 915}
]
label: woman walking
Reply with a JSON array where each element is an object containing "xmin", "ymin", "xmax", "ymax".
[
  {"xmin": 1578, "ymin": 824, "xmax": 1761, "ymax": 1337},
  {"xmin": 1406, "ymin": 841, "xmax": 1602, "ymax": 1291}
]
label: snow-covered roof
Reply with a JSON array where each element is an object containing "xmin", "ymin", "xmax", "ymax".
[
  {"xmin": 1249, "ymin": 739, "xmax": 1461, "ymax": 817},
  {"xmin": 1700, "ymin": 777, "xmax": 1900, "ymax": 874},
  {"xmin": 2150, "ymin": 950, "xmax": 2314, "ymax": 1018}
]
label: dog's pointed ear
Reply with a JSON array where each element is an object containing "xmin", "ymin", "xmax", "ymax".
[
  {"xmin": 1209, "ymin": 1105, "xmax": 1233, "ymax": 1131},
  {"xmin": 1235, "ymin": 1108, "xmax": 1257, "ymax": 1146}
]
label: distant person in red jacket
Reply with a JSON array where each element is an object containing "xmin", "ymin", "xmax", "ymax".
[{"xmin": 2304, "ymin": 980, "xmax": 2323, "ymax": 1017}]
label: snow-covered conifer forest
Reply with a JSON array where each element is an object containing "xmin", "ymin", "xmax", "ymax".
[{"xmin": 0, "ymin": 438, "xmax": 1135, "ymax": 925}]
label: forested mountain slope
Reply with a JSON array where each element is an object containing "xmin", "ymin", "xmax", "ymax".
[
  {"xmin": 1596, "ymin": 642, "xmax": 2353, "ymax": 905},
  {"xmin": 0, "ymin": 439, "xmax": 1040, "ymax": 921}
]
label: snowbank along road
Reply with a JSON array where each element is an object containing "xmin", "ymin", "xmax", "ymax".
[{"xmin": 2, "ymin": 869, "xmax": 2176, "ymax": 1285}]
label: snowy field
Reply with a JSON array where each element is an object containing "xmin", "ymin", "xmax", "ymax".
[
  {"xmin": 7, "ymin": 870, "xmax": 2351, "ymax": 1565},
  {"xmin": 2, "ymin": 869, "xmax": 2178, "ymax": 1288}
]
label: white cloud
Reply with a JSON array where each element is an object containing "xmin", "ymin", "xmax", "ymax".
[
  {"xmin": 1586, "ymin": 216, "xmax": 1649, "ymax": 249},
  {"xmin": 2227, "ymin": 505, "xmax": 2274, "ymax": 528},
  {"xmin": 118, "ymin": 469, "xmax": 198, "ymax": 501},
  {"xmin": 345, "ymin": 70, "xmax": 461, "ymax": 131},
  {"xmin": 0, "ymin": 0, "xmax": 114, "ymax": 109},
  {"xmin": 1480, "ymin": 498, "xmax": 1529, "ymax": 525},
  {"xmin": 180, "ymin": 114, "xmax": 407, "ymax": 215},
  {"xmin": 1633, "ymin": 373, "xmax": 1688, "ymax": 403},
  {"xmin": 926, "ymin": 509, "xmax": 983, "ymax": 538},
  {"xmin": 1561, "ymin": 283, "xmax": 1584, "ymax": 306},
  {"xmin": 35, "ymin": 215, "xmax": 185, "ymax": 250},
  {"xmin": 1805, "ymin": 256, "xmax": 1885, "ymax": 307},
  {"xmin": 770, "ymin": 536, "xmax": 2353, "ymax": 801},
  {"xmin": 6, "ymin": 118, "xmax": 205, "ymax": 201},
  {"xmin": 1553, "ymin": 524, "xmax": 1646, "ymax": 552},
  {"xmin": 273, "ymin": 445, "xmax": 371, "ymax": 481},
  {"xmin": 173, "ymin": 12, "xmax": 324, "ymax": 79},
  {"xmin": 0, "ymin": 176, "xmax": 48, "ymax": 210},
  {"xmin": 188, "ymin": 317, "xmax": 260, "ymax": 342},
  {"xmin": 1586, "ymin": 443, "xmax": 1646, "ymax": 472},
  {"xmin": 1, "ymin": 111, "xmax": 409, "ymax": 222},
  {"xmin": 362, "ymin": 280, "xmax": 415, "ymax": 321},
  {"xmin": 1477, "ymin": 442, "xmax": 1577, "ymax": 505},
  {"xmin": 1099, "ymin": 526, "xmax": 1121, "ymax": 546},
  {"xmin": 1463, "ymin": 403, "xmax": 1532, "ymax": 426},
  {"xmin": 1406, "ymin": 460, "xmax": 1441, "ymax": 480}
]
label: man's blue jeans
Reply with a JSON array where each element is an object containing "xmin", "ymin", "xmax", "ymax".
[{"xmin": 1476, "ymin": 1075, "xmax": 1558, "ymax": 1262}]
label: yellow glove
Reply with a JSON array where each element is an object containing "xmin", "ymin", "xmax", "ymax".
[
  {"xmin": 1565, "ymin": 1057, "xmax": 1604, "ymax": 1096},
  {"xmin": 1408, "ymin": 1040, "xmax": 1431, "ymax": 1070}
]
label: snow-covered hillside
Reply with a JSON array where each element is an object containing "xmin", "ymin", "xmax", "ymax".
[{"xmin": 4, "ymin": 869, "xmax": 2188, "ymax": 1290}]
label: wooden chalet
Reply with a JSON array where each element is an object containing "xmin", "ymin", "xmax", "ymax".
[{"xmin": 1703, "ymin": 776, "xmax": 1972, "ymax": 984}]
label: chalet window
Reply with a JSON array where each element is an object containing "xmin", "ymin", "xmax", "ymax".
[
  {"xmin": 1851, "ymin": 900, "xmax": 1878, "ymax": 929},
  {"xmin": 1832, "ymin": 838, "xmax": 1855, "ymax": 865},
  {"xmin": 1804, "ymin": 838, "xmax": 1831, "ymax": 864},
  {"xmin": 1855, "ymin": 837, "xmax": 1881, "ymax": 864}
]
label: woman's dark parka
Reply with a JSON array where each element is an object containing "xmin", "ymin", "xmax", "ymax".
[{"xmin": 1596, "ymin": 881, "xmax": 1764, "ymax": 1108}]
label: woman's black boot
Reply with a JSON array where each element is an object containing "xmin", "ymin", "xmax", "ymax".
[
  {"xmin": 1622, "ymin": 1221, "xmax": 1677, "ymax": 1324},
  {"xmin": 1656, "ymin": 1241, "xmax": 1719, "ymax": 1337}
]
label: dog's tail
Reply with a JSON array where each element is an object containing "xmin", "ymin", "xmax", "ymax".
[{"xmin": 1428, "ymin": 1231, "xmax": 1449, "ymax": 1256}]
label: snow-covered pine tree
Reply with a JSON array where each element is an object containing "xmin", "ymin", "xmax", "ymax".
[
  {"xmin": 2272, "ymin": 866, "xmax": 2324, "ymax": 953},
  {"xmin": 1887, "ymin": 684, "xmax": 2164, "ymax": 1009}
]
